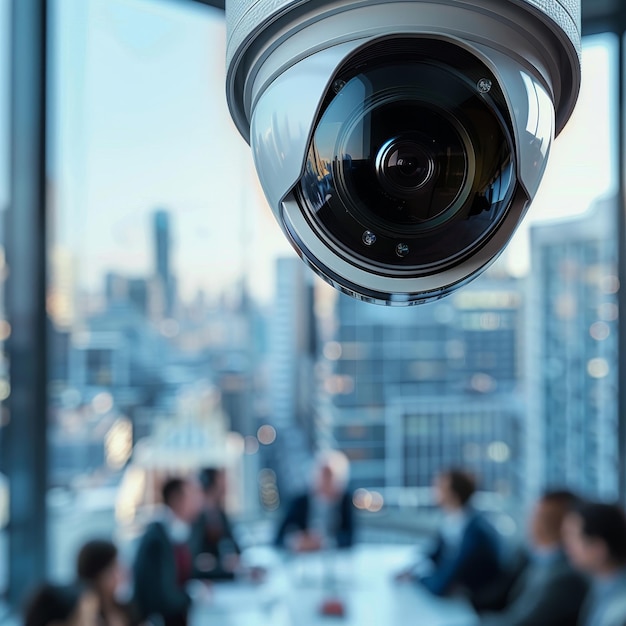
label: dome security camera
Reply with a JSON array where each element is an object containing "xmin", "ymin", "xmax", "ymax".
[{"xmin": 225, "ymin": 0, "xmax": 581, "ymax": 305}]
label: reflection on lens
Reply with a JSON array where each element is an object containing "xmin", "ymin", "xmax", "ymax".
[
  {"xmin": 337, "ymin": 99, "xmax": 471, "ymax": 236},
  {"xmin": 376, "ymin": 137, "xmax": 435, "ymax": 194},
  {"xmin": 297, "ymin": 38, "xmax": 517, "ymax": 279}
]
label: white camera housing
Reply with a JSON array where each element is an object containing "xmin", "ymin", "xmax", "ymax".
[{"xmin": 225, "ymin": 0, "xmax": 581, "ymax": 305}]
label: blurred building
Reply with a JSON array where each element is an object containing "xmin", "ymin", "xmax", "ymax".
[
  {"xmin": 48, "ymin": 246, "xmax": 77, "ymax": 329},
  {"xmin": 268, "ymin": 257, "xmax": 319, "ymax": 494},
  {"xmin": 528, "ymin": 197, "xmax": 619, "ymax": 501},
  {"xmin": 104, "ymin": 273, "xmax": 165, "ymax": 321},
  {"xmin": 153, "ymin": 209, "xmax": 177, "ymax": 318},
  {"xmin": 326, "ymin": 270, "xmax": 524, "ymax": 495}
]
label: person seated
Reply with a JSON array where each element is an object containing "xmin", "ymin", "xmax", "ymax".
[
  {"xmin": 275, "ymin": 449, "xmax": 354, "ymax": 552},
  {"xmin": 190, "ymin": 467, "xmax": 241, "ymax": 580},
  {"xmin": 77, "ymin": 539, "xmax": 141, "ymax": 626},
  {"xmin": 480, "ymin": 490, "xmax": 588, "ymax": 626},
  {"xmin": 396, "ymin": 468, "xmax": 501, "ymax": 600},
  {"xmin": 563, "ymin": 501, "xmax": 626, "ymax": 626},
  {"xmin": 132, "ymin": 477, "xmax": 203, "ymax": 626},
  {"xmin": 24, "ymin": 583, "xmax": 99, "ymax": 626}
]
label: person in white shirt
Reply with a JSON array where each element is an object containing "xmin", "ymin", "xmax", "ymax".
[{"xmin": 275, "ymin": 450, "xmax": 354, "ymax": 552}]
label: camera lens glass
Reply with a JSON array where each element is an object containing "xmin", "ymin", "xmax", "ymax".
[
  {"xmin": 298, "ymin": 39, "xmax": 516, "ymax": 277},
  {"xmin": 376, "ymin": 137, "xmax": 434, "ymax": 194}
]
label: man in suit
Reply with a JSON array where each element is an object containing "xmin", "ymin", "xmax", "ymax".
[
  {"xmin": 275, "ymin": 449, "xmax": 354, "ymax": 551},
  {"xmin": 396, "ymin": 468, "xmax": 501, "ymax": 599},
  {"xmin": 480, "ymin": 490, "xmax": 589, "ymax": 626},
  {"xmin": 190, "ymin": 467, "xmax": 241, "ymax": 580},
  {"xmin": 563, "ymin": 502, "xmax": 626, "ymax": 626},
  {"xmin": 132, "ymin": 477, "xmax": 203, "ymax": 626}
]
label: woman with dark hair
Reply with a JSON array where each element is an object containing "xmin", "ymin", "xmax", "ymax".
[
  {"xmin": 24, "ymin": 583, "xmax": 99, "ymax": 626},
  {"xmin": 77, "ymin": 540, "xmax": 141, "ymax": 626}
]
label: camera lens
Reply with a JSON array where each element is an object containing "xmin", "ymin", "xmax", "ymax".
[
  {"xmin": 297, "ymin": 38, "xmax": 516, "ymax": 279},
  {"xmin": 376, "ymin": 137, "xmax": 434, "ymax": 194},
  {"xmin": 336, "ymin": 98, "xmax": 471, "ymax": 237}
]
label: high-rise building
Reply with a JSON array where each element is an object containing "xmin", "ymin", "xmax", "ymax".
[
  {"xmin": 528, "ymin": 197, "xmax": 618, "ymax": 501},
  {"xmin": 153, "ymin": 209, "xmax": 176, "ymax": 317},
  {"xmin": 326, "ymin": 269, "xmax": 524, "ymax": 496},
  {"xmin": 154, "ymin": 209, "xmax": 170, "ymax": 282},
  {"xmin": 269, "ymin": 257, "xmax": 318, "ymax": 494}
]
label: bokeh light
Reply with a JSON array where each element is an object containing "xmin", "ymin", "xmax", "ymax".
[
  {"xmin": 487, "ymin": 441, "xmax": 511, "ymax": 463},
  {"xmin": 590, "ymin": 321, "xmax": 610, "ymax": 340},
  {"xmin": 92, "ymin": 391, "xmax": 114, "ymax": 414},
  {"xmin": 257, "ymin": 424, "xmax": 277, "ymax": 445}
]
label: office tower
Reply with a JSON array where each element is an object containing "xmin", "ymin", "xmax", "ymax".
[
  {"xmin": 528, "ymin": 197, "xmax": 618, "ymax": 501},
  {"xmin": 269, "ymin": 257, "xmax": 318, "ymax": 494},
  {"xmin": 327, "ymin": 270, "xmax": 524, "ymax": 496},
  {"xmin": 153, "ymin": 209, "xmax": 176, "ymax": 317}
]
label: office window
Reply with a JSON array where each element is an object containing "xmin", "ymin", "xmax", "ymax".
[
  {"xmin": 47, "ymin": 0, "xmax": 301, "ymax": 580},
  {"xmin": 0, "ymin": 0, "xmax": 9, "ymax": 599},
  {"xmin": 37, "ymin": 0, "xmax": 623, "ymax": 589}
]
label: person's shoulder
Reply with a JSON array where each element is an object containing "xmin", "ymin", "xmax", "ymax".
[
  {"xmin": 291, "ymin": 491, "xmax": 311, "ymax": 504},
  {"xmin": 465, "ymin": 509, "xmax": 490, "ymax": 529},
  {"xmin": 193, "ymin": 508, "xmax": 209, "ymax": 526},
  {"xmin": 604, "ymin": 589, "xmax": 626, "ymax": 626},
  {"xmin": 138, "ymin": 520, "xmax": 168, "ymax": 546},
  {"xmin": 290, "ymin": 492, "xmax": 310, "ymax": 506},
  {"xmin": 547, "ymin": 558, "xmax": 589, "ymax": 589},
  {"xmin": 464, "ymin": 510, "xmax": 500, "ymax": 540},
  {"xmin": 340, "ymin": 489, "xmax": 354, "ymax": 506}
]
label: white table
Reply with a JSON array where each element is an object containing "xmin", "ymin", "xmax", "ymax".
[{"xmin": 190, "ymin": 544, "xmax": 478, "ymax": 626}]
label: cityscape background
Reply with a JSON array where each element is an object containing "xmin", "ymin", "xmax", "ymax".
[{"xmin": 0, "ymin": 0, "xmax": 621, "ymax": 598}]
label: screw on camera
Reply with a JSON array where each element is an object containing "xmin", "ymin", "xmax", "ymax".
[
  {"xmin": 332, "ymin": 79, "xmax": 346, "ymax": 94},
  {"xmin": 396, "ymin": 243, "xmax": 410, "ymax": 258},
  {"xmin": 362, "ymin": 230, "xmax": 377, "ymax": 246},
  {"xmin": 477, "ymin": 78, "xmax": 492, "ymax": 94}
]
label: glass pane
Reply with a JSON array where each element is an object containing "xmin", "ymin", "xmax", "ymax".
[
  {"xmin": 47, "ymin": 0, "xmax": 294, "ymax": 582},
  {"xmin": 521, "ymin": 34, "xmax": 619, "ymax": 502},
  {"xmin": 46, "ymin": 0, "xmax": 620, "ymax": 622},
  {"xmin": 0, "ymin": 0, "xmax": 10, "ymax": 605}
]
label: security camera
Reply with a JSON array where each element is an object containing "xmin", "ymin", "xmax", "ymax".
[{"xmin": 225, "ymin": 0, "xmax": 581, "ymax": 305}]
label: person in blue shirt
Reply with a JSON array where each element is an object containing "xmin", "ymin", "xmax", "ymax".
[
  {"xmin": 396, "ymin": 468, "xmax": 502, "ymax": 600},
  {"xmin": 563, "ymin": 502, "xmax": 626, "ymax": 626}
]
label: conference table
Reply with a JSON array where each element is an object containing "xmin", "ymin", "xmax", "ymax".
[{"xmin": 190, "ymin": 544, "xmax": 479, "ymax": 626}]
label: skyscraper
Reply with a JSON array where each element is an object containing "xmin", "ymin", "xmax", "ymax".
[
  {"xmin": 153, "ymin": 209, "xmax": 176, "ymax": 317},
  {"xmin": 326, "ymin": 269, "xmax": 524, "ymax": 497},
  {"xmin": 269, "ymin": 257, "xmax": 318, "ymax": 494},
  {"xmin": 528, "ymin": 197, "xmax": 618, "ymax": 501}
]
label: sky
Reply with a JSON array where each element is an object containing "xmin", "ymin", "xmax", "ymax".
[
  {"xmin": 3, "ymin": 0, "xmax": 618, "ymax": 302},
  {"xmin": 505, "ymin": 36, "xmax": 617, "ymax": 275},
  {"xmin": 50, "ymin": 0, "xmax": 293, "ymax": 302}
]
